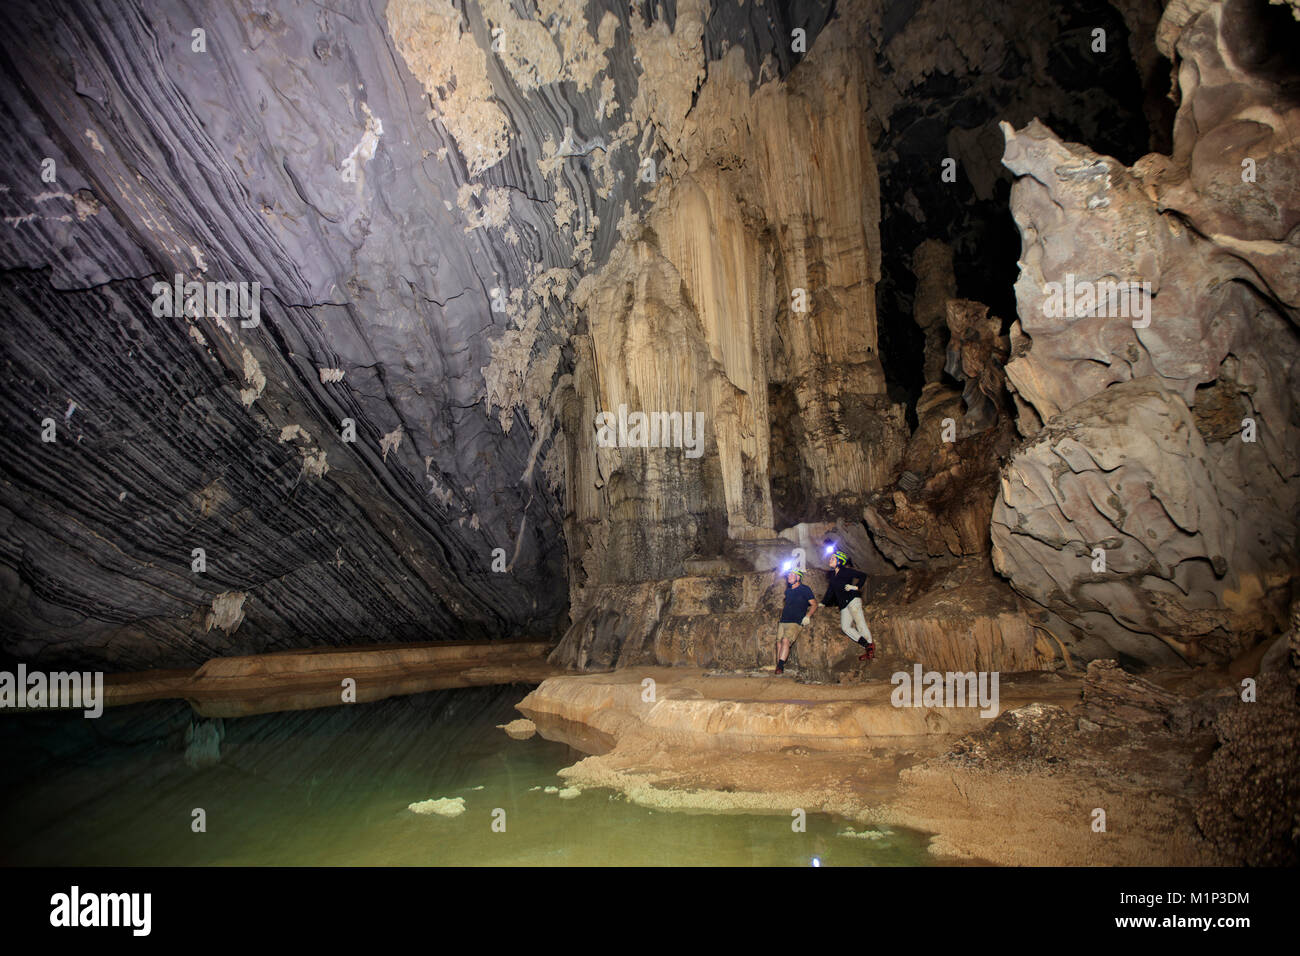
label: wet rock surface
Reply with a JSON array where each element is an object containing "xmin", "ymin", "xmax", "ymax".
[{"xmin": 517, "ymin": 663, "xmax": 1230, "ymax": 864}]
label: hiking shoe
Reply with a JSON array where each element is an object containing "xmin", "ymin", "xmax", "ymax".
[
  {"xmin": 775, "ymin": 661, "xmax": 785, "ymax": 675},
  {"xmin": 866, "ymin": 642, "xmax": 876, "ymax": 660}
]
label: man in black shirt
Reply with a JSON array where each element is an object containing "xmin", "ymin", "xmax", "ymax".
[
  {"xmin": 775, "ymin": 566, "xmax": 817, "ymax": 675},
  {"xmin": 808, "ymin": 547, "xmax": 876, "ymax": 662}
]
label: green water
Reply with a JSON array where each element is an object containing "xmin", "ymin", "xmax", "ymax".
[{"xmin": 0, "ymin": 685, "xmax": 941, "ymax": 866}]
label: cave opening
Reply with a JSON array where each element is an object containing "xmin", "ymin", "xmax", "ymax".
[{"xmin": 874, "ymin": 0, "xmax": 1165, "ymax": 421}]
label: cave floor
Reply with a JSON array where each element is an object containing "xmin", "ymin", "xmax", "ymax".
[{"xmin": 516, "ymin": 666, "xmax": 1220, "ymax": 866}]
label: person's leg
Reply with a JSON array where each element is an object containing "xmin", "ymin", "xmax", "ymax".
[
  {"xmin": 777, "ymin": 623, "xmax": 798, "ymax": 673},
  {"xmin": 841, "ymin": 598, "xmax": 873, "ymax": 659},
  {"xmin": 840, "ymin": 605, "xmax": 862, "ymax": 642},
  {"xmin": 849, "ymin": 597, "xmax": 871, "ymax": 645}
]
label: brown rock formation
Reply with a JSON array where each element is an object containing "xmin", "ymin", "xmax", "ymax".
[
  {"xmin": 879, "ymin": 695, "xmax": 1219, "ymax": 865},
  {"xmin": 97, "ymin": 640, "xmax": 558, "ymax": 717},
  {"xmin": 944, "ymin": 299, "xmax": 1010, "ymax": 432},
  {"xmin": 550, "ymin": 557, "xmax": 1059, "ymax": 676},
  {"xmin": 991, "ymin": 0, "xmax": 1300, "ymax": 665},
  {"xmin": 863, "ymin": 300, "xmax": 1014, "ymax": 568},
  {"xmin": 515, "ymin": 665, "xmax": 1219, "ymax": 865},
  {"xmin": 1195, "ymin": 600, "xmax": 1300, "ymax": 864},
  {"xmin": 557, "ymin": 25, "xmax": 908, "ymax": 627},
  {"xmin": 519, "ymin": 667, "xmax": 1081, "ymax": 753},
  {"xmin": 911, "ymin": 240, "xmax": 957, "ymax": 384}
]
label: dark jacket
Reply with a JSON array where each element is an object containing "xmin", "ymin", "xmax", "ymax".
[{"xmin": 822, "ymin": 565, "xmax": 868, "ymax": 609}]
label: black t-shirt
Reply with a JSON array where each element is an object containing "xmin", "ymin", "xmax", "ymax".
[
  {"xmin": 822, "ymin": 566, "xmax": 868, "ymax": 609},
  {"xmin": 780, "ymin": 582, "xmax": 816, "ymax": 623}
]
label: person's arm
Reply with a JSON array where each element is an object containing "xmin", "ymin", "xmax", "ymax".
[
  {"xmin": 802, "ymin": 595, "xmax": 819, "ymax": 626},
  {"xmin": 844, "ymin": 567, "xmax": 867, "ymax": 595}
]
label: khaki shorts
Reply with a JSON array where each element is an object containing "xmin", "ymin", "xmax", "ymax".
[{"xmin": 777, "ymin": 621, "xmax": 803, "ymax": 643}]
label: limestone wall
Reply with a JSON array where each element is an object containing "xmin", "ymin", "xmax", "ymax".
[
  {"xmin": 560, "ymin": 25, "xmax": 908, "ymax": 616},
  {"xmin": 991, "ymin": 0, "xmax": 1300, "ymax": 665}
]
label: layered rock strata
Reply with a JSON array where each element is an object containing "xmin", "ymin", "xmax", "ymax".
[{"xmin": 86, "ymin": 640, "xmax": 557, "ymax": 717}]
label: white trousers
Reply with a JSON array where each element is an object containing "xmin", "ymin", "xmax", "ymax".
[{"xmin": 839, "ymin": 597, "xmax": 872, "ymax": 644}]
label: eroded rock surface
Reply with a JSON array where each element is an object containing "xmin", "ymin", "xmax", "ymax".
[
  {"xmin": 517, "ymin": 665, "xmax": 1225, "ymax": 864},
  {"xmin": 551, "ymin": 558, "xmax": 1059, "ymax": 676},
  {"xmin": 991, "ymin": 0, "xmax": 1300, "ymax": 665},
  {"xmin": 559, "ymin": 23, "xmax": 908, "ymax": 612},
  {"xmin": 863, "ymin": 300, "xmax": 1014, "ymax": 568}
]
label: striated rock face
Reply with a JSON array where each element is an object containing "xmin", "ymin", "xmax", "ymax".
[
  {"xmin": 991, "ymin": 0, "xmax": 1300, "ymax": 665},
  {"xmin": 0, "ymin": 0, "xmax": 602, "ymax": 665},
  {"xmin": 0, "ymin": 0, "xmax": 832, "ymax": 668}
]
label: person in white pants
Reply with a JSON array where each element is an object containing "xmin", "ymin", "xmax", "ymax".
[{"xmin": 808, "ymin": 547, "xmax": 875, "ymax": 661}]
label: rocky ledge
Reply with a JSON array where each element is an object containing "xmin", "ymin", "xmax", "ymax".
[
  {"xmin": 99, "ymin": 639, "xmax": 558, "ymax": 717},
  {"xmin": 514, "ymin": 659, "xmax": 1268, "ymax": 865}
]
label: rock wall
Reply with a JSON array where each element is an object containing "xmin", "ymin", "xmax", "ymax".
[
  {"xmin": 0, "ymin": 0, "xmax": 834, "ymax": 668},
  {"xmin": 550, "ymin": 558, "xmax": 1058, "ymax": 675},
  {"xmin": 559, "ymin": 21, "xmax": 908, "ymax": 616},
  {"xmin": 5, "ymin": 0, "xmax": 1289, "ymax": 680},
  {"xmin": 992, "ymin": 0, "xmax": 1300, "ymax": 664},
  {"xmin": 869, "ymin": 0, "xmax": 1159, "ymax": 402},
  {"xmin": 911, "ymin": 240, "xmax": 958, "ymax": 385},
  {"xmin": 0, "ymin": 0, "xmax": 592, "ymax": 667}
]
